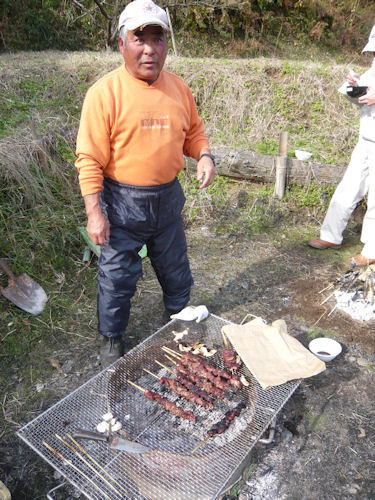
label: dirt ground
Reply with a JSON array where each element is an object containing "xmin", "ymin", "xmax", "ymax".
[{"xmin": 1, "ymin": 218, "xmax": 374, "ymax": 499}]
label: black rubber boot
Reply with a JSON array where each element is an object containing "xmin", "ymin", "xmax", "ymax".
[{"xmin": 100, "ymin": 336, "xmax": 123, "ymax": 369}]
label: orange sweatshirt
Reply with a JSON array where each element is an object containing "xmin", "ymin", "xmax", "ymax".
[{"xmin": 75, "ymin": 65, "xmax": 210, "ymax": 196}]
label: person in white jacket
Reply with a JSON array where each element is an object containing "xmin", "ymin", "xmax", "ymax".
[{"xmin": 308, "ymin": 26, "xmax": 375, "ymax": 266}]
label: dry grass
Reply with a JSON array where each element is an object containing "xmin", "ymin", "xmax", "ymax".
[
  {"xmin": 0, "ymin": 50, "xmax": 370, "ymax": 204},
  {"xmin": 167, "ymin": 55, "xmax": 366, "ymax": 163}
]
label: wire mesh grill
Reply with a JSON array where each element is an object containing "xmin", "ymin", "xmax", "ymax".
[{"xmin": 17, "ymin": 314, "xmax": 300, "ymax": 499}]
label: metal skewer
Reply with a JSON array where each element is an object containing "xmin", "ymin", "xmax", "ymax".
[{"xmin": 42, "ymin": 441, "xmax": 110, "ymax": 499}]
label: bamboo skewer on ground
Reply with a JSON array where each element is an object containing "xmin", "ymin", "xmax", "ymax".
[
  {"xmin": 55, "ymin": 434, "xmax": 124, "ymax": 497},
  {"xmin": 42, "ymin": 441, "xmax": 111, "ymax": 499},
  {"xmin": 313, "ymin": 309, "xmax": 327, "ymax": 326},
  {"xmin": 67, "ymin": 434, "xmax": 130, "ymax": 496},
  {"xmin": 320, "ymin": 290, "xmax": 336, "ymax": 306},
  {"xmin": 319, "ymin": 282, "xmax": 334, "ymax": 294}
]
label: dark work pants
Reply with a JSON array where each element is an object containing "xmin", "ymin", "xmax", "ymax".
[{"xmin": 98, "ymin": 177, "xmax": 193, "ymax": 338}]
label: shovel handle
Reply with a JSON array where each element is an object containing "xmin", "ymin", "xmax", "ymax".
[{"xmin": 0, "ymin": 259, "xmax": 16, "ymax": 281}]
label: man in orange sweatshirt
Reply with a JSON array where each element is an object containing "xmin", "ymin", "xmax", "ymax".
[{"xmin": 75, "ymin": 0, "xmax": 215, "ymax": 367}]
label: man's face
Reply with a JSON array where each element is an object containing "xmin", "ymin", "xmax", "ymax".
[{"xmin": 119, "ymin": 25, "xmax": 168, "ymax": 83}]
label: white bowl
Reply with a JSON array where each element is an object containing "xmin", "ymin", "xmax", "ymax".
[
  {"xmin": 295, "ymin": 150, "xmax": 312, "ymax": 161},
  {"xmin": 309, "ymin": 338, "xmax": 342, "ymax": 362}
]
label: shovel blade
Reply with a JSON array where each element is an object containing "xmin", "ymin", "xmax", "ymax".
[{"xmin": 1, "ymin": 273, "xmax": 47, "ymax": 315}]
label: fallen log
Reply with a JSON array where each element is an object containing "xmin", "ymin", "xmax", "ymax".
[{"xmin": 185, "ymin": 147, "xmax": 347, "ymax": 187}]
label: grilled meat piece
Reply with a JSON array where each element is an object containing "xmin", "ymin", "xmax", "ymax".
[
  {"xmin": 177, "ymin": 376, "xmax": 213, "ymax": 402},
  {"xmin": 178, "ymin": 353, "xmax": 242, "ymax": 390},
  {"xmin": 222, "ymin": 348, "xmax": 241, "ymax": 372},
  {"xmin": 207, "ymin": 402, "xmax": 246, "ymax": 437},
  {"xmin": 176, "ymin": 365, "xmax": 226, "ymax": 399},
  {"xmin": 144, "ymin": 390, "xmax": 197, "ymax": 422},
  {"xmin": 159, "ymin": 377, "xmax": 213, "ymax": 409}
]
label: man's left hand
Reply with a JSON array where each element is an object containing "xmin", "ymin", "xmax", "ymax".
[
  {"xmin": 197, "ymin": 156, "xmax": 215, "ymax": 189},
  {"xmin": 359, "ymin": 85, "xmax": 375, "ymax": 106}
]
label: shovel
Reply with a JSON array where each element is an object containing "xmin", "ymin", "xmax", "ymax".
[
  {"xmin": 0, "ymin": 258, "xmax": 48, "ymax": 315},
  {"xmin": 72, "ymin": 429, "xmax": 152, "ymax": 454}
]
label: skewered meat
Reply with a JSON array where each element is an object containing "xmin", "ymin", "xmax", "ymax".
[
  {"xmin": 178, "ymin": 353, "xmax": 243, "ymax": 389},
  {"xmin": 176, "ymin": 376, "xmax": 212, "ymax": 402},
  {"xmin": 144, "ymin": 390, "xmax": 197, "ymax": 422},
  {"xmin": 207, "ymin": 402, "xmax": 246, "ymax": 437},
  {"xmin": 159, "ymin": 377, "xmax": 213, "ymax": 409},
  {"xmin": 176, "ymin": 364, "xmax": 226, "ymax": 398},
  {"xmin": 222, "ymin": 348, "xmax": 241, "ymax": 372}
]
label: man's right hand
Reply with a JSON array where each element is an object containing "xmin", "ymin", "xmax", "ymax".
[
  {"xmin": 347, "ymin": 69, "xmax": 360, "ymax": 86},
  {"xmin": 84, "ymin": 193, "xmax": 110, "ymax": 246}
]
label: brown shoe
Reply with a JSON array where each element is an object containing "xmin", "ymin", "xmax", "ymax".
[
  {"xmin": 308, "ymin": 238, "xmax": 342, "ymax": 250},
  {"xmin": 349, "ymin": 254, "xmax": 375, "ymax": 266}
]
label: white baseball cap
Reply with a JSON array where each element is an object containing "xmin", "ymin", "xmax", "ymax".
[
  {"xmin": 362, "ymin": 25, "xmax": 375, "ymax": 52},
  {"xmin": 118, "ymin": 0, "xmax": 170, "ymax": 32}
]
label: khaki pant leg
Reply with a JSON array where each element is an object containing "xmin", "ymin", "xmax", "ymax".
[{"xmin": 320, "ymin": 138, "xmax": 369, "ymax": 244}]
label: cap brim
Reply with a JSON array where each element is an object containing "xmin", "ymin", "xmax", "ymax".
[{"xmin": 122, "ymin": 18, "xmax": 170, "ymax": 32}]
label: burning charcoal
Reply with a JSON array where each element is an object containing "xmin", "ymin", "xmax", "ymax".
[{"xmin": 207, "ymin": 402, "xmax": 246, "ymax": 437}]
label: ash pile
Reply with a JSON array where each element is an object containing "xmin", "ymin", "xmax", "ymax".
[{"xmin": 321, "ymin": 264, "xmax": 375, "ymax": 321}]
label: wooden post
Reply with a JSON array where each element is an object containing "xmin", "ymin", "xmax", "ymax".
[
  {"xmin": 274, "ymin": 131, "xmax": 288, "ymax": 199},
  {"xmin": 166, "ymin": 8, "xmax": 178, "ymax": 57}
]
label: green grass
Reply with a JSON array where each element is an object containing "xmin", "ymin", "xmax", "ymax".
[
  {"xmin": 307, "ymin": 328, "xmax": 340, "ymax": 340},
  {"xmin": 284, "ymin": 184, "xmax": 336, "ymax": 209},
  {"xmin": 0, "ymin": 49, "xmax": 368, "ymax": 395}
]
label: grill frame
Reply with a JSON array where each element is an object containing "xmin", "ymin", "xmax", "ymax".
[{"xmin": 17, "ymin": 314, "xmax": 300, "ymax": 499}]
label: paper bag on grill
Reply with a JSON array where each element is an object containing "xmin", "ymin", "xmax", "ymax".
[{"xmin": 222, "ymin": 318, "xmax": 325, "ymax": 390}]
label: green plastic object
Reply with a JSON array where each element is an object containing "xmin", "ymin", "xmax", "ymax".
[
  {"xmin": 79, "ymin": 227, "xmax": 147, "ymax": 259},
  {"xmin": 79, "ymin": 226, "xmax": 101, "ymax": 256}
]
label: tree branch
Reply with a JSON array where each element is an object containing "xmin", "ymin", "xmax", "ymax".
[
  {"xmin": 71, "ymin": 0, "xmax": 104, "ymax": 28},
  {"xmin": 93, "ymin": 0, "xmax": 110, "ymax": 21}
]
